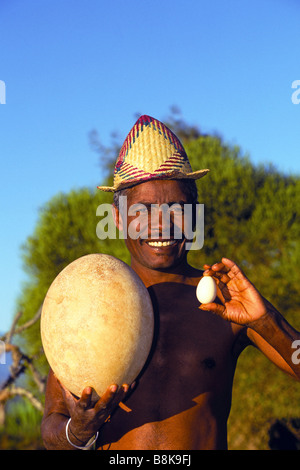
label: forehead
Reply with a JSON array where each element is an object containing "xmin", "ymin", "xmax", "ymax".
[{"xmin": 126, "ymin": 179, "xmax": 190, "ymax": 204}]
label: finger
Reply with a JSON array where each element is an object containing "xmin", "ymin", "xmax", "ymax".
[
  {"xmin": 202, "ymin": 268, "xmax": 231, "ymax": 286},
  {"xmin": 94, "ymin": 384, "xmax": 131, "ymax": 418},
  {"xmin": 77, "ymin": 386, "xmax": 93, "ymax": 409},
  {"xmin": 200, "ymin": 302, "xmax": 226, "ymax": 317},
  {"xmin": 213, "ymin": 272, "xmax": 231, "ymax": 285},
  {"xmin": 110, "ymin": 384, "xmax": 131, "ymax": 408},
  {"xmin": 211, "ymin": 262, "xmax": 230, "ymax": 273},
  {"xmin": 203, "ymin": 268, "xmax": 214, "ymax": 276},
  {"xmin": 221, "ymin": 257, "xmax": 235, "ymax": 268},
  {"xmin": 118, "ymin": 382, "xmax": 136, "ymax": 412},
  {"xmin": 94, "ymin": 384, "xmax": 119, "ymax": 414},
  {"xmin": 203, "ymin": 264, "xmax": 211, "ymax": 270},
  {"xmin": 130, "ymin": 381, "xmax": 136, "ymax": 391},
  {"xmin": 221, "ymin": 258, "xmax": 246, "ymax": 280},
  {"xmin": 204, "ymin": 262, "xmax": 231, "ymax": 277},
  {"xmin": 114, "ymin": 384, "xmax": 130, "ymax": 407}
]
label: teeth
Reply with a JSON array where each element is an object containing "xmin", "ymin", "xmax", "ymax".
[{"xmin": 147, "ymin": 240, "xmax": 175, "ymax": 247}]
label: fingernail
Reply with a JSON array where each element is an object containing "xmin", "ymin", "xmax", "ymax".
[{"xmin": 110, "ymin": 385, "xmax": 118, "ymax": 393}]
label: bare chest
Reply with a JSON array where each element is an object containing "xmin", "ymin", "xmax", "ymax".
[
  {"xmin": 137, "ymin": 283, "xmax": 238, "ymax": 399},
  {"xmin": 99, "ymin": 283, "xmax": 241, "ymax": 445}
]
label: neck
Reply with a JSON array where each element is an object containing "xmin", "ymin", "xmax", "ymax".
[{"xmin": 130, "ymin": 257, "xmax": 200, "ymax": 288}]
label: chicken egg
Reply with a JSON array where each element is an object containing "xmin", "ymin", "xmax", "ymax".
[{"xmin": 196, "ymin": 276, "xmax": 217, "ymax": 304}]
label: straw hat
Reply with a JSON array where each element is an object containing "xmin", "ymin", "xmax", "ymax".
[{"xmin": 97, "ymin": 115, "xmax": 210, "ymax": 192}]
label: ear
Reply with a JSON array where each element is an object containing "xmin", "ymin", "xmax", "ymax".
[{"xmin": 112, "ymin": 204, "xmax": 124, "ymax": 232}]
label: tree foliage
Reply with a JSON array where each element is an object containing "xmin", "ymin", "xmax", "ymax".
[
  {"xmin": 185, "ymin": 135, "xmax": 300, "ymax": 317},
  {"xmin": 17, "ymin": 188, "xmax": 129, "ymax": 356}
]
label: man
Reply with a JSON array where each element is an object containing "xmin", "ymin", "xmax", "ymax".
[{"xmin": 41, "ymin": 115, "xmax": 300, "ymax": 450}]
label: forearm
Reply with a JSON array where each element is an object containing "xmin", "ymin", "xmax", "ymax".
[
  {"xmin": 247, "ymin": 299, "xmax": 300, "ymax": 380},
  {"xmin": 41, "ymin": 413, "xmax": 97, "ymax": 450}
]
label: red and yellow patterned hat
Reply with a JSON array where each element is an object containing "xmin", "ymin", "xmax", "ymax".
[{"xmin": 97, "ymin": 115, "xmax": 210, "ymax": 192}]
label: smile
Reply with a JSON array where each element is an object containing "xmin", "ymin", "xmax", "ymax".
[{"xmin": 146, "ymin": 240, "xmax": 177, "ymax": 247}]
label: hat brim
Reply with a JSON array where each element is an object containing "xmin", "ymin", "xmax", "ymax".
[{"xmin": 97, "ymin": 169, "xmax": 210, "ymax": 192}]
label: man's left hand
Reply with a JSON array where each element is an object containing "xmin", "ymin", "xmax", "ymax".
[{"xmin": 200, "ymin": 258, "xmax": 267, "ymax": 326}]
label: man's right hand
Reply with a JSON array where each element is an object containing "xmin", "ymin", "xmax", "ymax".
[{"xmin": 58, "ymin": 379, "xmax": 131, "ymax": 445}]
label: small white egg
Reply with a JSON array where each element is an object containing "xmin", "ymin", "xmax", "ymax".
[{"xmin": 196, "ymin": 276, "xmax": 217, "ymax": 304}]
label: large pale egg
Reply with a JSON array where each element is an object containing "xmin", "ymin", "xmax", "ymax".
[
  {"xmin": 196, "ymin": 276, "xmax": 217, "ymax": 304},
  {"xmin": 41, "ymin": 254, "xmax": 154, "ymax": 400}
]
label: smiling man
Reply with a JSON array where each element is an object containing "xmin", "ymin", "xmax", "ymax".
[{"xmin": 41, "ymin": 115, "xmax": 300, "ymax": 450}]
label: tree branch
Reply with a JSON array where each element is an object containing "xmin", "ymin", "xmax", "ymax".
[
  {"xmin": 0, "ymin": 386, "xmax": 43, "ymax": 413},
  {"xmin": 1, "ymin": 305, "xmax": 43, "ymax": 343},
  {"xmin": 0, "ymin": 307, "xmax": 46, "ymax": 427}
]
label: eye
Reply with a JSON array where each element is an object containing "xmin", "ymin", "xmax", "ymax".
[
  {"xmin": 171, "ymin": 205, "xmax": 183, "ymax": 213},
  {"xmin": 128, "ymin": 204, "xmax": 148, "ymax": 215},
  {"xmin": 169, "ymin": 204, "xmax": 184, "ymax": 215}
]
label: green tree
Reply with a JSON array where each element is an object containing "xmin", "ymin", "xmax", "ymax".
[{"xmin": 185, "ymin": 135, "xmax": 300, "ymax": 316}]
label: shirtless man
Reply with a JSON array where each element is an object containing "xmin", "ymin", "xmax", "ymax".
[{"xmin": 41, "ymin": 116, "xmax": 300, "ymax": 450}]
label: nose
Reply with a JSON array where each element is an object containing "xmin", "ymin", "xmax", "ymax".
[{"xmin": 149, "ymin": 204, "xmax": 181, "ymax": 239}]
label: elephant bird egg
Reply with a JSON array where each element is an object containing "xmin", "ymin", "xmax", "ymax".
[{"xmin": 41, "ymin": 254, "xmax": 154, "ymax": 400}]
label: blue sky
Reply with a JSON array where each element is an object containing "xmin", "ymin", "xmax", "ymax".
[{"xmin": 0, "ymin": 0, "xmax": 299, "ymax": 332}]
